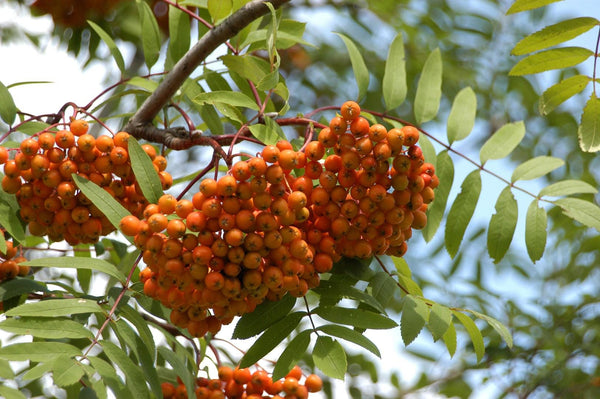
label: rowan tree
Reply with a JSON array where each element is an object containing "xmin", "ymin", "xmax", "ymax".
[{"xmin": 0, "ymin": 0, "xmax": 599, "ymax": 398}]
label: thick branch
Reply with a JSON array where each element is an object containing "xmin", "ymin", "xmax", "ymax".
[{"xmin": 125, "ymin": 0, "xmax": 290, "ymax": 135}]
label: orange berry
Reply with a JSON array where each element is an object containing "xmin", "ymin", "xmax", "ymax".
[
  {"xmin": 304, "ymin": 374, "xmax": 323, "ymax": 392},
  {"xmin": 350, "ymin": 116, "xmax": 370, "ymax": 136},
  {"xmin": 119, "ymin": 215, "xmax": 141, "ymax": 236},
  {"xmin": 70, "ymin": 119, "xmax": 89, "ymax": 136},
  {"xmin": 261, "ymin": 145, "xmax": 280, "ymax": 163},
  {"xmin": 340, "ymin": 100, "xmax": 361, "ymax": 121},
  {"xmin": 402, "ymin": 125, "xmax": 420, "ymax": 146}
]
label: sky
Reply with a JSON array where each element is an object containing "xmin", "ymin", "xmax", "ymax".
[{"xmin": 0, "ymin": 1, "xmax": 599, "ymax": 398}]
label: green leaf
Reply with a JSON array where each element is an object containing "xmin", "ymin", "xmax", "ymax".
[
  {"xmin": 506, "ymin": 0, "xmax": 564, "ymax": 14},
  {"xmin": 6, "ymin": 298, "xmax": 103, "ymax": 317},
  {"xmin": 382, "ymin": 33, "xmax": 407, "ymax": 110},
  {"xmin": 554, "ymin": 197, "xmax": 600, "ymax": 231},
  {"xmin": 0, "ymin": 191, "xmax": 26, "ymax": 243},
  {"xmin": 73, "ymin": 174, "xmax": 130, "ymax": 230},
  {"xmin": 0, "ymin": 80, "xmax": 17, "ymax": 125},
  {"xmin": 487, "ymin": 187, "xmax": 518, "ymax": 263},
  {"xmin": 445, "ymin": 170, "xmax": 481, "ymax": 258},
  {"xmin": 443, "ymin": 322, "xmax": 457, "ymax": 357},
  {"xmin": 0, "ymin": 278, "xmax": 47, "ymax": 301},
  {"xmin": 423, "ymin": 151, "xmax": 454, "ymax": 242},
  {"xmin": 468, "ymin": 310, "xmax": 513, "ymax": 348},
  {"xmin": 414, "ymin": 48, "xmax": 443, "ymax": 124},
  {"xmin": 578, "ymin": 94, "xmax": 600, "ymax": 152},
  {"xmin": 102, "ymin": 341, "xmax": 150, "ymax": 398},
  {"xmin": 539, "ymin": 75, "xmax": 590, "ymax": 115},
  {"xmin": 0, "ymin": 386, "xmax": 27, "ymax": 399},
  {"xmin": 194, "ymin": 90, "xmax": 260, "ymax": 110},
  {"xmin": 0, "ymin": 358, "xmax": 14, "ymax": 379},
  {"xmin": 0, "ymin": 317, "xmax": 93, "ymax": 339},
  {"xmin": 15, "ymin": 120, "xmax": 50, "ymax": 136},
  {"xmin": 314, "ymin": 306, "xmax": 397, "ymax": 330},
  {"xmin": 239, "ymin": 311, "xmax": 305, "ymax": 368},
  {"xmin": 317, "ymin": 324, "xmax": 381, "ymax": 358},
  {"xmin": 0, "ymin": 342, "xmax": 81, "ymax": 362},
  {"xmin": 88, "ymin": 356, "xmax": 131, "ymax": 398},
  {"xmin": 452, "ymin": 311, "xmax": 484, "ymax": 362},
  {"xmin": 313, "ymin": 279, "xmax": 385, "ymax": 313},
  {"xmin": 334, "ymin": 33, "xmax": 369, "ymax": 101},
  {"xmin": 52, "ymin": 356, "xmax": 85, "ymax": 388},
  {"xmin": 511, "ymin": 156, "xmax": 564, "ymax": 182},
  {"xmin": 167, "ymin": 6, "xmax": 191, "ymax": 65},
  {"xmin": 119, "ymin": 304, "xmax": 156, "ymax": 362},
  {"xmin": 428, "ymin": 303, "xmax": 452, "ymax": 342},
  {"xmin": 400, "ymin": 295, "xmax": 429, "ymax": 346},
  {"xmin": 208, "ymin": 0, "xmax": 232, "ymax": 23},
  {"xmin": 418, "ymin": 133, "xmax": 437, "ymax": 169},
  {"xmin": 128, "ymin": 138, "xmax": 163, "ymax": 204},
  {"xmin": 509, "ymin": 47, "xmax": 593, "ymax": 76},
  {"xmin": 447, "ymin": 87, "xmax": 477, "ymax": 144},
  {"xmin": 539, "ymin": 179, "xmax": 598, "ymax": 197},
  {"xmin": 312, "ymin": 336, "xmax": 347, "ymax": 380},
  {"xmin": 22, "ymin": 256, "xmax": 126, "ymax": 283},
  {"xmin": 393, "ymin": 256, "xmax": 411, "ymax": 277},
  {"xmin": 233, "ymin": 294, "xmax": 296, "ymax": 339},
  {"xmin": 158, "ymin": 347, "xmax": 195, "ymax": 399},
  {"xmin": 525, "ymin": 200, "xmax": 547, "ymax": 263},
  {"xmin": 512, "ymin": 17, "xmax": 598, "ymax": 55},
  {"xmin": 220, "ymin": 54, "xmax": 271, "ymax": 85},
  {"xmin": 248, "ymin": 116, "xmax": 287, "ymax": 146},
  {"xmin": 136, "ymin": 0, "xmax": 162, "ymax": 69},
  {"xmin": 88, "ymin": 21, "xmax": 126, "ymax": 73},
  {"xmin": 272, "ymin": 330, "xmax": 312, "ymax": 381},
  {"xmin": 479, "ymin": 121, "xmax": 526, "ymax": 164},
  {"xmin": 369, "ymin": 272, "xmax": 398, "ymax": 308}
]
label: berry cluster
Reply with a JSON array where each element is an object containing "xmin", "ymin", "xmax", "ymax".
[
  {"xmin": 308, "ymin": 101, "xmax": 438, "ymax": 258},
  {"xmin": 0, "ymin": 238, "xmax": 28, "ymax": 282},
  {"xmin": 0, "ymin": 120, "xmax": 172, "ymax": 245},
  {"xmin": 161, "ymin": 365, "xmax": 322, "ymax": 399}
]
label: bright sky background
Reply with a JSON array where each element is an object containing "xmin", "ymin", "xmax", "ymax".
[{"xmin": 0, "ymin": 1, "xmax": 599, "ymax": 398}]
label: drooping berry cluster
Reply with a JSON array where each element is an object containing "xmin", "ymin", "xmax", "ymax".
[
  {"xmin": 161, "ymin": 365, "xmax": 322, "ymax": 399},
  {"xmin": 0, "ymin": 120, "xmax": 172, "ymax": 245},
  {"xmin": 0, "ymin": 238, "xmax": 29, "ymax": 282}
]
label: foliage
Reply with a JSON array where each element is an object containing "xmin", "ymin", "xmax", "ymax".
[{"xmin": 0, "ymin": 0, "xmax": 599, "ymax": 398}]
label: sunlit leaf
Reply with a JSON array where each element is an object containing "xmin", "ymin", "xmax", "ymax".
[
  {"xmin": 102, "ymin": 341, "xmax": 150, "ymax": 398},
  {"xmin": 509, "ymin": 47, "xmax": 593, "ymax": 76},
  {"xmin": 578, "ymin": 94, "xmax": 600, "ymax": 152},
  {"xmin": 0, "ymin": 81, "xmax": 17, "ymax": 125},
  {"xmin": 511, "ymin": 156, "xmax": 564, "ymax": 182},
  {"xmin": 414, "ymin": 48, "xmax": 443, "ymax": 124},
  {"xmin": 6, "ymin": 298, "xmax": 103, "ymax": 317},
  {"xmin": 248, "ymin": 116, "xmax": 288, "ymax": 146},
  {"xmin": 239, "ymin": 312, "xmax": 306, "ymax": 368},
  {"xmin": 539, "ymin": 179, "xmax": 598, "ymax": 197},
  {"xmin": 313, "ymin": 336, "xmax": 347, "ymax": 380},
  {"xmin": 447, "ymin": 87, "xmax": 477, "ymax": 144},
  {"xmin": 512, "ymin": 17, "xmax": 598, "ymax": 55},
  {"xmin": 136, "ymin": 0, "xmax": 162, "ymax": 69},
  {"xmin": 0, "ymin": 317, "xmax": 93, "ymax": 339},
  {"xmin": 208, "ymin": 0, "xmax": 232, "ymax": 23},
  {"xmin": 423, "ymin": 151, "xmax": 454, "ymax": 241},
  {"xmin": 400, "ymin": 295, "xmax": 429, "ymax": 346},
  {"xmin": 334, "ymin": 33, "xmax": 369, "ymax": 101},
  {"xmin": 468, "ymin": 310, "xmax": 513, "ymax": 348},
  {"xmin": 445, "ymin": 170, "xmax": 481, "ymax": 258},
  {"xmin": 128, "ymin": 138, "xmax": 163, "ymax": 204},
  {"xmin": 0, "ymin": 342, "xmax": 80, "ymax": 362},
  {"xmin": 314, "ymin": 306, "xmax": 397, "ymax": 330},
  {"xmin": 0, "ymin": 386, "xmax": 26, "ymax": 399},
  {"xmin": 506, "ymin": 0, "xmax": 564, "ymax": 14},
  {"xmin": 88, "ymin": 21, "xmax": 126, "ymax": 73},
  {"xmin": 272, "ymin": 330, "xmax": 312, "ymax": 381},
  {"xmin": 220, "ymin": 54, "xmax": 270, "ymax": 85},
  {"xmin": 22, "ymin": 256, "xmax": 126, "ymax": 282},
  {"xmin": 480, "ymin": 121, "xmax": 526, "ymax": 164},
  {"xmin": 443, "ymin": 322, "xmax": 457, "ymax": 357},
  {"xmin": 317, "ymin": 324, "xmax": 380, "ymax": 357},
  {"xmin": 540, "ymin": 75, "xmax": 590, "ymax": 115},
  {"xmin": 382, "ymin": 33, "xmax": 407, "ymax": 110},
  {"xmin": 525, "ymin": 200, "xmax": 547, "ymax": 263},
  {"xmin": 487, "ymin": 187, "xmax": 518, "ymax": 263},
  {"xmin": 428, "ymin": 303, "xmax": 452, "ymax": 342},
  {"xmin": 554, "ymin": 197, "xmax": 600, "ymax": 231},
  {"xmin": 453, "ymin": 311, "xmax": 484, "ymax": 362},
  {"xmin": 194, "ymin": 90, "xmax": 260, "ymax": 110},
  {"xmin": 73, "ymin": 174, "xmax": 130, "ymax": 230},
  {"xmin": 52, "ymin": 356, "xmax": 85, "ymax": 388}
]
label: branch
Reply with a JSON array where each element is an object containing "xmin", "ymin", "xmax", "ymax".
[{"xmin": 125, "ymin": 0, "xmax": 291, "ymax": 137}]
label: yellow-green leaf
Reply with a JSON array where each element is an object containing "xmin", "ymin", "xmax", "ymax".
[
  {"xmin": 382, "ymin": 33, "xmax": 407, "ymax": 110},
  {"xmin": 447, "ymin": 87, "xmax": 477, "ymax": 144},
  {"xmin": 578, "ymin": 94, "xmax": 600, "ymax": 152},
  {"xmin": 6, "ymin": 298, "xmax": 103, "ymax": 317},
  {"xmin": 511, "ymin": 156, "xmax": 564, "ymax": 182},
  {"xmin": 453, "ymin": 311, "xmax": 484, "ymax": 362},
  {"xmin": 313, "ymin": 336, "xmax": 347, "ymax": 380},
  {"xmin": 506, "ymin": 0, "xmax": 564, "ymax": 14},
  {"xmin": 512, "ymin": 17, "xmax": 599, "ymax": 55},
  {"xmin": 509, "ymin": 47, "xmax": 593, "ymax": 76},
  {"xmin": 334, "ymin": 33, "xmax": 369, "ymax": 102},
  {"xmin": 480, "ymin": 121, "xmax": 526, "ymax": 164},
  {"xmin": 414, "ymin": 48, "xmax": 443, "ymax": 124},
  {"xmin": 539, "ymin": 75, "xmax": 590, "ymax": 115},
  {"xmin": 525, "ymin": 200, "xmax": 547, "ymax": 263}
]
